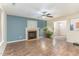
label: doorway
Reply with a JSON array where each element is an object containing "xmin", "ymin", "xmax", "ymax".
[{"xmin": 54, "ymin": 20, "xmax": 66, "ymax": 39}]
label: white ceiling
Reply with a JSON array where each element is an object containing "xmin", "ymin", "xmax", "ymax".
[{"xmin": 1, "ymin": 3, "xmax": 79, "ymax": 19}]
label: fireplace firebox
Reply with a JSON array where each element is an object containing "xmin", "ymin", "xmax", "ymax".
[{"xmin": 28, "ymin": 31, "xmax": 37, "ymax": 39}]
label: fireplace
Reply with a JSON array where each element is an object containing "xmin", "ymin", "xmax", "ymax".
[
  {"xmin": 26, "ymin": 28, "xmax": 39, "ymax": 40},
  {"xmin": 28, "ymin": 31, "xmax": 37, "ymax": 40}
]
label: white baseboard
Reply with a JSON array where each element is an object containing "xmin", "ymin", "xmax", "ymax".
[
  {"xmin": 0, "ymin": 41, "xmax": 7, "ymax": 56},
  {"xmin": 7, "ymin": 39, "xmax": 26, "ymax": 44},
  {"xmin": 7, "ymin": 36, "xmax": 42, "ymax": 44}
]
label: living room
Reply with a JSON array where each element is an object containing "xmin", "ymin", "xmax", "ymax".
[{"xmin": 1, "ymin": 3, "xmax": 79, "ymax": 56}]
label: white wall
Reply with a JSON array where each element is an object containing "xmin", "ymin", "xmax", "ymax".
[
  {"xmin": 47, "ymin": 20, "xmax": 54, "ymax": 32},
  {"xmin": 1, "ymin": 8, "xmax": 7, "ymax": 43},
  {"xmin": 66, "ymin": 14, "xmax": 79, "ymax": 43},
  {"xmin": 0, "ymin": 6, "xmax": 7, "ymax": 56},
  {"xmin": 0, "ymin": 13, "xmax": 1, "ymax": 42},
  {"xmin": 67, "ymin": 31, "xmax": 79, "ymax": 43}
]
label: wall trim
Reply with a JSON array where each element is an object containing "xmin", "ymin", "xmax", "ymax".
[{"xmin": 7, "ymin": 39, "xmax": 26, "ymax": 44}]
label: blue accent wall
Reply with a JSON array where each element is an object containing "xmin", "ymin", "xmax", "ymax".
[
  {"xmin": 37, "ymin": 20, "xmax": 47, "ymax": 36},
  {"xmin": 37, "ymin": 20, "xmax": 47, "ymax": 28},
  {"xmin": 7, "ymin": 15, "xmax": 27, "ymax": 42},
  {"xmin": 7, "ymin": 15, "xmax": 47, "ymax": 42}
]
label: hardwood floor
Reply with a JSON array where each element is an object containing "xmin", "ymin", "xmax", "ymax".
[{"xmin": 3, "ymin": 38, "xmax": 79, "ymax": 56}]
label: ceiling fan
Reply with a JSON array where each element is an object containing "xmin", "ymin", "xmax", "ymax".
[
  {"xmin": 41, "ymin": 11, "xmax": 53, "ymax": 18},
  {"xmin": 12, "ymin": 3, "xmax": 16, "ymax": 5}
]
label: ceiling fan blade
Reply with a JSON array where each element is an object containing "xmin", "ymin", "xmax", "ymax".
[
  {"xmin": 46, "ymin": 13, "xmax": 51, "ymax": 16},
  {"xmin": 47, "ymin": 15, "xmax": 53, "ymax": 18}
]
